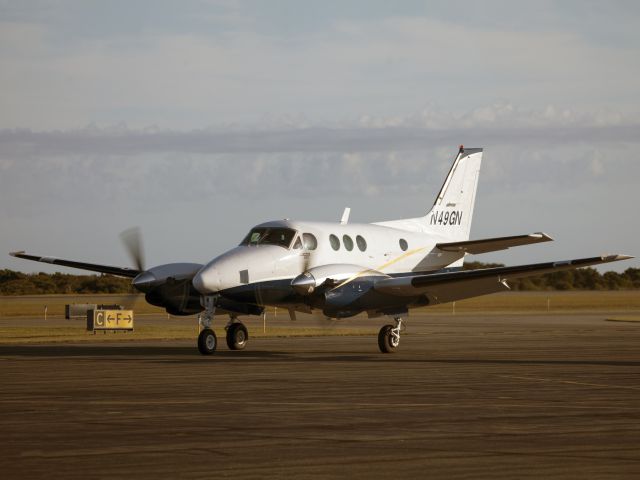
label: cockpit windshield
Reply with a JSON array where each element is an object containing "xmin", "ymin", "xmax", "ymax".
[{"xmin": 240, "ymin": 227, "xmax": 297, "ymax": 249}]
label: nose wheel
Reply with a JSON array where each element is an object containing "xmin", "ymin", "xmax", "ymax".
[
  {"xmin": 197, "ymin": 328, "xmax": 217, "ymax": 355},
  {"xmin": 378, "ymin": 317, "xmax": 403, "ymax": 353},
  {"xmin": 226, "ymin": 322, "xmax": 249, "ymax": 350}
]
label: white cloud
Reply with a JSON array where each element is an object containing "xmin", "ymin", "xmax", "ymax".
[{"xmin": 1, "ymin": 8, "xmax": 639, "ymax": 129}]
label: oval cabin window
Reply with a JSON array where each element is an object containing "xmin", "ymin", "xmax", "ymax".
[
  {"xmin": 329, "ymin": 234, "xmax": 340, "ymax": 251},
  {"xmin": 343, "ymin": 235, "xmax": 354, "ymax": 251},
  {"xmin": 399, "ymin": 239, "xmax": 408, "ymax": 251},
  {"xmin": 356, "ymin": 235, "xmax": 367, "ymax": 252}
]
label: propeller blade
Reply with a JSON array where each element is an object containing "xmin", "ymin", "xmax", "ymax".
[
  {"xmin": 292, "ymin": 246, "xmax": 317, "ymax": 295},
  {"xmin": 301, "ymin": 251, "xmax": 311, "ymax": 274},
  {"xmin": 120, "ymin": 227, "xmax": 145, "ymax": 272}
]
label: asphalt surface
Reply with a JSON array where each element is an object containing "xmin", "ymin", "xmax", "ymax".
[{"xmin": 1, "ymin": 313, "xmax": 640, "ymax": 479}]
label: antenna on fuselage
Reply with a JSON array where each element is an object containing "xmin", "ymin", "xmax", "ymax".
[{"xmin": 340, "ymin": 207, "xmax": 351, "ymax": 225}]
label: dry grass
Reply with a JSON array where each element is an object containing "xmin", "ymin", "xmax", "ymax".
[
  {"xmin": 2, "ymin": 291, "xmax": 640, "ymax": 319},
  {"xmin": 420, "ymin": 291, "xmax": 640, "ymax": 314},
  {"xmin": 0, "ymin": 294, "xmax": 161, "ymax": 317}
]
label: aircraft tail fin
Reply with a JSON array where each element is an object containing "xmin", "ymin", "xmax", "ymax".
[
  {"xmin": 374, "ymin": 146, "xmax": 483, "ymax": 243},
  {"xmin": 426, "ymin": 146, "xmax": 482, "ymax": 241}
]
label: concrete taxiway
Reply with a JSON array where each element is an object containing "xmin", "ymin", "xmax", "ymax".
[{"xmin": 1, "ymin": 313, "xmax": 640, "ymax": 479}]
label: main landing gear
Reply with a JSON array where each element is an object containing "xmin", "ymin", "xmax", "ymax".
[
  {"xmin": 197, "ymin": 295, "xmax": 249, "ymax": 355},
  {"xmin": 378, "ymin": 317, "xmax": 403, "ymax": 353}
]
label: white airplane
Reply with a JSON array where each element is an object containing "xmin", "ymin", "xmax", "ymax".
[{"xmin": 11, "ymin": 146, "xmax": 632, "ymax": 355}]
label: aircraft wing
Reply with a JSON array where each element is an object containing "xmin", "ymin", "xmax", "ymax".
[
  {"xmin": 436, "ymin": 232, "xmax": 553, "ymax": 255},
  {"xmin": 374, "ymin": 254, "xmax": 632, "ymax": 304},
  {"xmin": 9, "ymin": 251, "xmax": 140, "ymax": 278}
]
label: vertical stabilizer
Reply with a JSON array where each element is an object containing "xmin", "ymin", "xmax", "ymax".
[
  {"xmin": 374, "ymin": 146, "xmax": 483, "ymax": 243},
  {"xmin": 426, "ymin": 146, "xmax": 482, "ymax": 241}
]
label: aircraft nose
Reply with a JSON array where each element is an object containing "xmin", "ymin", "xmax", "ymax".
[{"xmin": 193, "ymin": 265, "xmax": 221, "ymax": 294}]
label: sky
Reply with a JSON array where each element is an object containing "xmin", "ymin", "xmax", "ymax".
[{"xmin": 1, "ymin": 0, "xmax": 639, "ymax": 274}]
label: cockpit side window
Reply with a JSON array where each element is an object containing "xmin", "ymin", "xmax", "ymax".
[
  {"xmin": 240, "ymin": 227, "xmax": 297, "ymax": 249},
  {"xmin": 293, "ymin": 237, "xmax": 303, "ymax": 249},
  {"xmin": 302, "ymin": 233, "xmax": 318, "ymax": 250}
]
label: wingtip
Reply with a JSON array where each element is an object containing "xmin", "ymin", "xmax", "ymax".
[
  {"xmin": 603, "ymin": 254, "xmax": 634, "ymax": 262},
  {"xmin": 540, "ymin": 232, "xmax": 554, "ymax": 242},
  {"xmin": 531, "ymin": 232, "xmax": 554, "ymax": 242},
  {"xmin": 9, "ymin": 250, "xmax": 24, "ymax": 257}
]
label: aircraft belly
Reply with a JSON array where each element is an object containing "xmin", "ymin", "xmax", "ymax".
[{"xmin": 221, "ymin": 279, "xmax": 296, "ymax": 306}]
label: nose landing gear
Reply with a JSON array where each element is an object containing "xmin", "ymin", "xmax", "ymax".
[
  {"xmin": 197, "ymin": 296, "xmax": 250, "ymax": 355},
  {"xmin": 197, "ymin": 328, "xmax": 217, "ymax": 355},
  {"xmin": 197, "ymin": 295, "xmax": 218, "ymax": 355}
]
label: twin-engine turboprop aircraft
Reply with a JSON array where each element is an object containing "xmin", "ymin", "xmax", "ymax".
[{"xmin": 11, "ymin": 146, "xmax": 632, "ymax": 355}]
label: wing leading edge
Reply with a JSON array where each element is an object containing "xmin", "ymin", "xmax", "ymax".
[
  {"xmin": 9, "ymin": 251, "xmax": 140, "ymax": 278},
  {"xmin": 375, "ymin": 254, "xmax": 633, "ymax": 304}
]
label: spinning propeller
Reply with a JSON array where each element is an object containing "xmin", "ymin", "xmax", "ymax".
[
  {"xmin": 119, "ymin": 227, "xmax": 155, "ymax": 291},
  {"xmin": 120, "ymin": 227, "xmax": 145, "ymax": 272},
  {"xmin": 291, "ymin": 248, "xmax": 317, "ymax": 295}
]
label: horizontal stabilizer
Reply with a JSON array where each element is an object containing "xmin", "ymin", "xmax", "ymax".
[
  {"xmin": 9, "ymin": 251, "xmax": 140, "ymax": 278},
  {"xmin": 375, "ymin": 254, "xmax": 633, "ymax": 304},
  {"xmin": 436, "ymin": 232, "xmax": 553, "ymax": 255}
]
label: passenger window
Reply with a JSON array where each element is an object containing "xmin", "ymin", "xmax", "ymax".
[
  {"xmin": 329, "ymin": 234, "xmax": 340, "ymax": 251},
  {"xmin": 302, "ymin": 233, "xmax": 317, "ymax": 250},
  {"xmin": 293, "ymin": 237, "xmax": 303, "ymax": 249},
  {"xmin": 399, "ymin": 239, "xmax": 408, "ymax": 251},
  {"xmin": 343, "ymin": 235, "xmax": 354, "ymax": 251},
  {"xmin": 356, "ymin": 235, "xmax": 367, "ymax": 252}
]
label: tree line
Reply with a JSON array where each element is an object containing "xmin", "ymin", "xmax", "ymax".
[
  {"xmin": 463, "ymin": 262, "xmax": 640, "ymax": 291},
  {"xmin": 1, "ymin": 264, "xmax": 639, "ymax": 295},
  {"xmin": 0, "ymin": 270, "xmax": 133, "ymax": 295}
]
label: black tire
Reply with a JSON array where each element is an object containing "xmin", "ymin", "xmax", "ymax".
[
  {"xmin": 378, "ymin": 324, "xmax": 398, "ymax": 353},
  {"xmin": 198, "ymin": 328, "xmax": 217, "ymax": 355},
  {"xmin": 226, "ymin": 322, "xmax": 249, "ymax": 350}
]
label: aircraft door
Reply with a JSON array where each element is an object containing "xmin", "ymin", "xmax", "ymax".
[{"xmin": 275, "ymin": 234, "xmax": 305, "ymax": 278}]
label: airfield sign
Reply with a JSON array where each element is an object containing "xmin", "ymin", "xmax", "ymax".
[{"xmin": 87, "ymin": 309, "xmax": 134, "ymax": 332}]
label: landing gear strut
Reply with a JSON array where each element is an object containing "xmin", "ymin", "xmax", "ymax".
[
  {"xmin": 197, "ymin": 297, "xmax": 250, "ymax": 355},
  {"xmin": 197, "ymin": 295, "xmax": 218, "ymax": 355},
  {"xmin": 378, "ymin": 317, "xmax": 403, "ymax": 353}
]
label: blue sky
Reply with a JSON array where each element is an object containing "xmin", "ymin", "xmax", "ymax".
[{"xmin": 1, "ymin": 0, "xmax": 638, "ymax": 273}]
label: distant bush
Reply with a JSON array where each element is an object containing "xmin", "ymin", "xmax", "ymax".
[
  {"xmin": 0, "ymin": 270, "xmax": 132, "ymax": 295},
  {"xmin": 463, "ymin": 262, "xmax": 640, "ymax": 291}
]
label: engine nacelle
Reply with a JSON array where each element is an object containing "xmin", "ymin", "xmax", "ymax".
[
  {"xmin": 132, "ymin": 263, "xmax": 203, "ymax": 293},
  {"xmin": 291, "ymin": 264, "xmax": 386, "ymax": 296},
  {"xmin": 133, "ymin": 263, "xmax": 203, "ymax": 316},
  {"xmin": 322, "ymin": 278, "xmax": 377, "ymax": 318}
]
